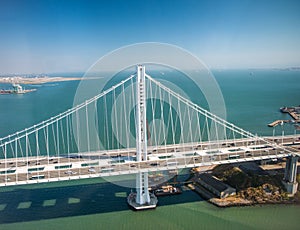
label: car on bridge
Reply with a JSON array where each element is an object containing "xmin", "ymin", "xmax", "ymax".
[
  {"xmin": 64, "ymin": 170, "xmax": 77, "ymax": 175},
  {"xmin": 88, "ymin": 167, "xmax": 96, "ymax": 173}
]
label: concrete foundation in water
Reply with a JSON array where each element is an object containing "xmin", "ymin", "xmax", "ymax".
[{"xmin": 127, "ymin": 192, "xmax": 158, "ymax": 210}]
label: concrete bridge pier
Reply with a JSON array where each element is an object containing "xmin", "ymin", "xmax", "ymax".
[
  {"xmin": 283, "ymin": 155, "xmax": 299, "ymax": 195},
  {"xmin": 136, "ymin": 172, "xmax": 150, "ymax": 204}
]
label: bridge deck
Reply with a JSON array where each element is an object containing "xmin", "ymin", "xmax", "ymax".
[{"xmin": 0, "ymin": 135, "xmax": 299, "ymax": 187}]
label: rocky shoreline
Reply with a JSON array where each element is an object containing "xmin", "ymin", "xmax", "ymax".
[{"xmin": 209, "ymin": 183, "xmax": 298, "ymax": 207}]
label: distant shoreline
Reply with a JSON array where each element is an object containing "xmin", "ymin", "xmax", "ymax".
[{"xmin": 0, "ymin": 76, "xmax": 82, "ymax": 85}]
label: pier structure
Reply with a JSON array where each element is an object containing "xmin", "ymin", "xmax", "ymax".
[
  {"xmin": 268, "ymin": 120, "xmax": 289, "ymax": 127},
  {"xmin": 0, "ymin": 84, "xmax": 36, "ymax": 95},
  {"xmin": 268, "ymin": 106, "xmax": 300, "ymax": 127},
  {"xmin": 283, "ymin": 155, "xmax": 299, "ymax": 195}
]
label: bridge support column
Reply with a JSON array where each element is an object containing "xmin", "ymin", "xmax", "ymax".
[
  {"xmin": 127, "ymin": 65, "xmax": 157, "ymax": 210},
  {"xmin": 282, "ymin": 155, "xmax": 298, "ymax": 195},
  {"xmin": 136, "ymin": 172, "xmax": 150, "ymax": 205}
]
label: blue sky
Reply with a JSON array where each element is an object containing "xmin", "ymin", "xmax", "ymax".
[{"xmin": 0, "ymin": 0, "xmax": 300, "ymax": 73}]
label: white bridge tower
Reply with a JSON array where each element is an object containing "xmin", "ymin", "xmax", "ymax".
[{"xmin": 127, "ymin": 65, "xmax": 157, "ymax": 210}]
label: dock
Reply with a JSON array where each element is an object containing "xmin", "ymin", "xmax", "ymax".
[
  {"xmin": 268, "ymin": 120, "xmax": 289, "ymax": 127},
  {"xmin": 268, "ymin": 106, "xmax": 300, "ymax": 127},
  {"xmin": 281, "ymin": 106, "xmax": 300, "ymax": 120},
  {"xmin": 289, "ymin": 112, "xmax": 299, "ymax": 120}
]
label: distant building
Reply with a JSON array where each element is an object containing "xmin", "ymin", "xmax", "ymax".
[
  {"xmin": 12, "ymin": 84, "xmax": 24, "ymax": 94},
  {"xmin": 197, "ymin": 173, "xmax": 236, "ymax": 198}
]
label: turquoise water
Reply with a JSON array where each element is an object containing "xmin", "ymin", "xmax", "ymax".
[
  {"xmin": 215, "ymin": 69, "xmax": 300, "ymax": 135},
  {"xmin": 0, "ymin": 69, "xmax": 300, "ymax": 229},
  {"xmin": 1, "ymin": 69, "xmax": 299, "ymax": 137}
]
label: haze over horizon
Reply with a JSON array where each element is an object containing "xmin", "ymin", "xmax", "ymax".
[{"xmin": 1, "ymin": 0, "xmax": 300, "ymax": 74}]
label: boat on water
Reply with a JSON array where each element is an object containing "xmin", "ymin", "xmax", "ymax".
[{"xmin": 153, "ymin": 185, "xmax": 182, "ymax": 196}]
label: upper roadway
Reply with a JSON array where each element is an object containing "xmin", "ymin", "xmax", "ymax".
[{"xmin": 0, "ymin": 135, "xmax": 299, "ymax": 187}]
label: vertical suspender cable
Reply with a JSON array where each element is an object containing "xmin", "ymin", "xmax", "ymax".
[
  {"xmin": 187, "ymin": 100, "xmax": 193, "ymax": 146},
  {"xmin": 76, "ymin": 109, "xmax": 81, "ymax": 177},
  {"xmin": 56, "ymin": 120, "xmax": 60, "ymax": 180},
  {"xmin": 122, "ymin": 83, "xmax": 130, "ymax": 160},
  {"xmin": 4, "ymin": 143, "xmax": 7, "ymax": 184},
  {"xmin": 15, "ymin": 138, "xmax": 18, "ymax": 183},
  {"xmin": 104, "ymin": 95, "xmax": 109, "ymax": 150},
  {"xmin": 85, "ymin": 102, "xmax": 90, "ymax": 152},
  {"xmin": 25, "ymin": 131, "xmax": 28, "ymax": 181},
  {"xmin": 46, "ymin": 125, "xmax": 50, "ymax": 180}
]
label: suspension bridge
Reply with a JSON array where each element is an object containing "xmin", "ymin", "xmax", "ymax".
[{"xmin": 0, "ymin": 65, "xmax": 299, "ymax": 209}]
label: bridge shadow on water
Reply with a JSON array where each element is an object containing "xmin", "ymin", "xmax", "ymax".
[{"xmin": 0, "ymin": 179, "xmax": 203, "ymax": 224}]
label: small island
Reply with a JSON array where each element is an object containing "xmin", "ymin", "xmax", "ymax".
[
  {"xmin": 0, "ymin": 76, "xmax": 82, "ymax": 85},
  {"xmin": 0, "ymin": 75, "xmax": 83, "ymax": 95}
]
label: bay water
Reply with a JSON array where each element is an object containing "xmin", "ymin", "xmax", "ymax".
[{"xmin": 0, "ymin": 69, "xmax": 299, "ymax": 229}]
